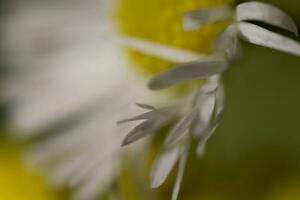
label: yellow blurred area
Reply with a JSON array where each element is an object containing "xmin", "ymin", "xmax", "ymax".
[
  {"xmin": 116, "ymin": 0, "xmax": 232, "ymax": 95},
  {"xmin": 266, "ymin": 182, "xmax": 300, "ymax": 200},
  {"xmin": 0, "ymin": 138, "xmax": 63, "ymax": 200},
  {"xmin": 116, "ymin": 0, "xmax": 232, "ymax": 75}
]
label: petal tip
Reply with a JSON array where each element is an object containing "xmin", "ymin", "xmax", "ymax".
[
  {"xmin": 150, "ymin": 172, "xmax": 164, "ymax": 189},
  {"xmin": 120, "ymin": 136, "xmax": 131, "ymax": 147},
  {"xmin": 147, "ymin": 79, "xmax": 162, "ymax": 91}
]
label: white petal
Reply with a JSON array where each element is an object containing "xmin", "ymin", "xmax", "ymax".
[
  {"xmin": 121, "ymin": 118, "xmax": 167, "ymax": 146},
  {"xmin": 72, "ymin": 159, "xmax": 117, "ymax": 200},
  {"xmin": 172, "ymin": 142, "xmax": 190, "ymax": 200},
  {"xmin": 184, "ymin": 6, "xmax": 232, "ymax": 31},
  {"xmin": 118, "ymin": 106, "xmax": 173, "ymax": 124},
  {"xmin": 164, "ymin": 109, "xmax": 198, "ymax": 146},
  {"xmin": 199, "ymin": 91, "xmax": 216, "ymax": 125},
  {"xmin": 191, "ymin": 82, "xmax": 217, "ymax": 138},
  {"xmin": 215, "ymin": 81, "xmax": 225, "ymax": 116},
  {"xmin": 216, "ymin": 24, "xmax": 241, "ymax": 59},
  {"xmin": 196, "ymin": 108, "xmax": 224, "ymax": 157},
  {"xmin": 48, "ymin": 142, "xmax": 118, "ymax": 187},
  {"xmin": 116, "ymin": 36, "xmax": 208, "ymax": 63},
  {"xmin": 121, "ymin": 107, "xmax": 177, "ymax": 146},
  {"xmin": 150, "ymin": 146, "xmax": 182, "ymax": 188},
  {"xmin": 1, "ymin": 0, "xmax": 138, "ymax": 137},
  {"xmin": 26, "ymin": 93, "xmax": 132, "ymax": 164},
  {"xmin": 135, "ymin": 103, "xmax": 156, "ymax": 110},
  {"xmin": 238, "ymin": 22, "xmax": 300, "ymax": 57},
  {"xmin": 117, "ymin": 111, "xmax": 158, "ymax": 124},
  {"xmin": 148, "ymin": 61, "xmax": 227, "ymax": 90},
  {"xmin": 69, "ymin": 152, "xmax": 118, "ymax": 187},
  {"xmin": 237, "ymin": 2, "xmax": 298, "ymax": 35},
  {"xmin": 3, "ymin": 1, "xmax": 140, "ymax": 200}
]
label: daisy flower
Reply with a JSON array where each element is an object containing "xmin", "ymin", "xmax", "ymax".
[
  {"xmin": 1, "ymin": 0, "xmax": 300, "ymax": 200},
  {"xmin": 1, "ymin": 0, "xmax": 150, "ymax": 199},
  {"xmin": 119, "ymin": 1, "xmax": 300, "ymax": 200}
]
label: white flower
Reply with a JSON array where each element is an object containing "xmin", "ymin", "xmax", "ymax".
[
  {"xmin": 120, "ymin": 2, "xmax": 300, "ymax": 200},
  {"xmin": 0, "ymin": 0, "xmax": 153, "ymax": 199},
  {"xmin": 1, "ymin": 1, "xmax": 300, "ymax": 200}
]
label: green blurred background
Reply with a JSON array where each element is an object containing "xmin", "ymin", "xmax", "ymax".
[{"xmin": 180, "ymin": 0, "xmax": 300, "ymax": 199}]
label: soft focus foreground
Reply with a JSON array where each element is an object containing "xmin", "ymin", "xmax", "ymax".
[
  {"xmin": 0, "ymin": 138, "xmax": 66, "ymax": 199},
  {"xmin": 1, "ymin": 0, "xmax": 300, "ymax": 200}
]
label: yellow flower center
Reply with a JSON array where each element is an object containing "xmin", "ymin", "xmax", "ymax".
[{"xmin": 116, "ymin": 0, "xmax": 232, "ymax": 76}]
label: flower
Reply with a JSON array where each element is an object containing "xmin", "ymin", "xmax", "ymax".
[
  {"xmin": 1, "ymin": 1, "xmax": 300, "ymax": 200},
  {"xmin": 119, "ymin": 1, "xmax": 300, "ymax": 200},
  {"xmin": 1, "ymin": 0, "xmax": 149, "ymax": 199}
]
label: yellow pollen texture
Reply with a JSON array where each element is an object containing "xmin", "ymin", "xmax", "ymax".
[{"xmin": 116, "ymin": 0, "xmax": 232, "ymax": 76}]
